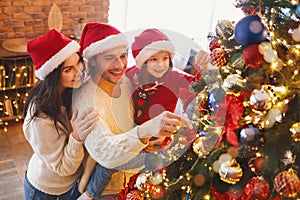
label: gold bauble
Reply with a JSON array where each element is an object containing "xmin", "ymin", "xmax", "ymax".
[{"xmin": 219, "ymin": 159, "xmax": 243, "ymax": 184}]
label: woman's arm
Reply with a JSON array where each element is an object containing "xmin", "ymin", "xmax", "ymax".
[{"xmin": 23, "ymin": 116, "xmax": 84, "ymax": 176}]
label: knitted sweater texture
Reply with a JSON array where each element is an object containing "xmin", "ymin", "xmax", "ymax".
[
  {"xmin": 73, "ymin": 77, "xmax": 147, "ymax": 195},
  {"xmin": 23, "ymin": 105, "xmax": 84, "ymax": 195}
]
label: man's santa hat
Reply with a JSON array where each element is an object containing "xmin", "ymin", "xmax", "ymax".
[
  {"xmin": 80, "ymin": 22, "xmax": 127, "ymax": 59},
  {"xmin": 27, "ymin": 29, "xmax": 80, "ymax": 80},
  {"xmin": 131, "ymin": 28, "xmax": 175, "ymax": 68}
]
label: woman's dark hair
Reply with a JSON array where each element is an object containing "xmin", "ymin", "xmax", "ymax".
[
  {"xmin": 23, "ymin": 52, "xmax": 84, "ymax": 131},
  {"xmin": 137, "ymin": 54, "xmax": 173, "ymax": 85}
]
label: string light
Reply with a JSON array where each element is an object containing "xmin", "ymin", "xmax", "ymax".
[{"xmin": 0, "ymin": 55, "xmax": 35, "ymax": 133}]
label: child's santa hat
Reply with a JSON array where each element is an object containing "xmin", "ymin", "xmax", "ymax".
[
  {"xmin": 131, "ymin": 28, "xmax": 175, "ymax": 68},
  {"xmin": 80, "ymin": 22, "xmax": 127, "ymax": 59},
  {"xmin": 27, "ymin": 29, "xmax": 80, "ymax": 80}
]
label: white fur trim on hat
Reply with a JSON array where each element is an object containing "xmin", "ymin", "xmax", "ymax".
[
  {"xmin": 35, "ymin": 40, "xmax": 80, "ymax": 80},
  {"xmin": 83, "ymin": 33, "xmax": 127, "ymax": 59},
  {"xmin": 135, "ymin": 40, "xmax": 175, "ymax": 68}
]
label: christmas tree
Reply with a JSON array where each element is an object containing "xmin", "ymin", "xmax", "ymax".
[{"xmin": 121, "ymin": 0, "xmax": 300, "ymax": 199}]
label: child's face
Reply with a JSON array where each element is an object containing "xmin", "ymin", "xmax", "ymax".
[{"xmin": 146, "ymin": 51, "xmax": 170, "ymax": 78}]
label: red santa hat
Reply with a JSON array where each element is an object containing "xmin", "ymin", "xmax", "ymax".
[
  {"xmin": 131, "ymin": 28, "xmax": 175, "ymax": 68},
  {"xmin": 27, "ymin": 29, "xmax": 80, "ymax": 80},
  {"xmin": 80, "ymin": 22, "xmax": 127, "ymax": 59}
]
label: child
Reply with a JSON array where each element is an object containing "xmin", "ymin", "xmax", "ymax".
[
  {"xmin": 127, "ymin": 28, "xmax": 209, "ymax": 151},
  {"xmin": 79, "ymin": 28, "xmax": 209, "ymax": 199}
]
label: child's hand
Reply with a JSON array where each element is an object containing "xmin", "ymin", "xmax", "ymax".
[
  {"xmin": 194, "ymin": 50, "xmax": 210, "ymax": 74},
  {"xmin": 144, "ymin": 137, "xmax": 165, "ymax": 152},
  {"xmin": 143, "ymin": 136, "xmax": 173, "ymax": 152}
]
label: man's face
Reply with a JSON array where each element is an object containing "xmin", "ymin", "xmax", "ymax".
[{"xmin": 91, "ymin": 46, "xmax": 128, "ymax": 85}]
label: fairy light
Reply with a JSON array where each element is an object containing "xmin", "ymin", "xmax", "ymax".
[
  {"xmin": 271, "ymin": 38, "xmax": 277, "ymax": 46},
  {"xmin": 202, "ymin": 194, "xmax": 211, "ymax": 200},
  {"xmin": 293, "ymin": 47, "xmax": 300, "ymax": 55},
  {"xmin": 287, "ymin": 59, "xmax": 294, "ymax": 66},
  {"xmin": 256, "ymin": 152, "xmax": 262, "ymax": 157},
  {"xmin": 181, "ymin": 185, "xmax": 187, "ymax": 190},
  {"xmin": 270, "ymin": 60, "xmax": 282, "ymax": 71},
  {"xmin": 291, "ymin": 0, "xmax": 298, "ymax": 5},
  {"xmin": 0, "ymin": 55, "xmax": 34, "ymax": 133}
]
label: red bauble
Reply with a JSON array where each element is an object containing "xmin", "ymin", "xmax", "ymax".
[
  {"xmin": 254, "ymin": 156, "xmax": 267, "ymax": 172},
  {"xmin": 242, "ymin": 44, "xmax": 264, "ymax": 68},
  {"xmin": 274, "ymin": 169, "xmax": 300, "ymax": 198},
  {"xmin": 212, "ymin": 186, "xmax": 241, "ymax": 200},
  {"xmin": 150, "ymin": 185, "xmax": 164, "ymax": 199},
  {"xmin": 243, "ymin": 177, "xmax": 270, "ymax": 200},
  {"xmin": 126, "ymin": 190, "xmax": 143, "ymax": 200},
  {"xmin": 209, "ymin": 38, "xmax": 222, "ymax": 51},
  {"xmin": 210, "ymin": 48, "xmax": 228, "ymax": 68}
]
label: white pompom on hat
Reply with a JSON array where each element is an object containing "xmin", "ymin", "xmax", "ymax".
[
  {"xmin": 27, "ymin": 29, "xmax": 80, "ymax": 80},
  {"xmin": 131, "ymin": 28, "xmax": 175, "ymax": 68},
  {"xmin": 79, "ymin": 22, "xmax": 127, "ymax": 59}
]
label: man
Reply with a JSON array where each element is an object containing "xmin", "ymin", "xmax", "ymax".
[{"xmin": 73, "ymin": 22, "xmax": 186, "ymax": 199}]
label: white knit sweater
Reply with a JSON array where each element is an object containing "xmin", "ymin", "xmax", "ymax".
[
  {"xmin": 23, "ymin": 105, "xmax": 84, "ymax": 195},
  {"xmin": 73, "ymin": 77, "xmax": 147, "ymax": 195}
]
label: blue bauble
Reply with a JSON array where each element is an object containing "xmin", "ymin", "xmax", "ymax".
[
  {"xmin": 240, "ymin": 126, "xmax": 260, "ymax": 146},
  {"xmin": 208, "ymin": 87, "xmax": 225, "ymax": 111},
  {"xmin": 234, "ymin": 15, "xmax": 267, "ymax": 47},
  {"xmin": 297, "ymin": 4, "xmax": 300, "ymax": 17}
]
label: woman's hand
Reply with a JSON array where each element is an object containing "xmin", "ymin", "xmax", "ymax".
[{"xmin": 71, "ymin": 108, "xmax": 99, "ymax": 142}]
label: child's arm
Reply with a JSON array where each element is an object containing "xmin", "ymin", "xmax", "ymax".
[{"xmin": 175, "ymin": 50, "xmax": 210, "ymax": 83}]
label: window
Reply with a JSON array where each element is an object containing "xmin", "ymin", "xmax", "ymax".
[{"xmin": 109, "ymin": 0, "xmax": 244, "ymax": 68}]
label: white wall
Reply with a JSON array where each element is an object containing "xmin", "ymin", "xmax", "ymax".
[{"xmin": 108, "ymin": 0, "xmax": 244, "ymax": 68}]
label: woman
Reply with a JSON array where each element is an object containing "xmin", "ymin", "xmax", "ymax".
[{"xmin": 23, "ymin": 29, "xmax": 99, "ymax": 200}]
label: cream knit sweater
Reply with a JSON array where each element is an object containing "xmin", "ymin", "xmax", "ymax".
[
  {"xmin": 73, "ymin": 77, "xmax": 147, "ymax": 195},
  {"xmin": 23, "ymin": 105, "xmax": 84, "ymax": 195}
]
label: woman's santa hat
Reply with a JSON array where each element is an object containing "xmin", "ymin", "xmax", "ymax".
[
  {"xmin": 131, "ymin": 28, "xmax": 175, "ymax": 68},
  {"xmin": 80, "ymin": 22, "xmax": 127, "ymax": 59},
  {"xmin": 27, "ymin": 29, "xmax": 80, "ymax": 80}
]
